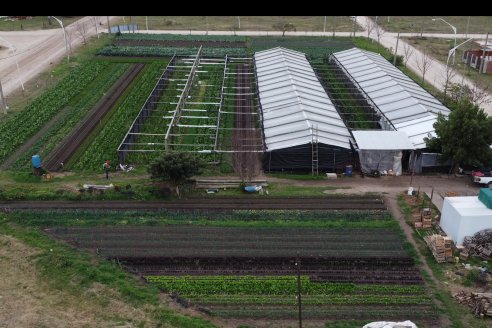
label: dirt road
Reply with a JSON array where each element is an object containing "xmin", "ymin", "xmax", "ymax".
[{"xmin": 0, "ymin": 16, "xmax": 118, "ymax": 98}]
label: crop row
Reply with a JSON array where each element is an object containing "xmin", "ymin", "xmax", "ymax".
[
  {"xmin": 0, "ymin": 61, "xmax": 110, "ymax": 165},
  {"xmin": 146, "ymin": 276, "xmax": 427, "ymax": 296},
  {"xmin": 97, "ymin": 46, "xmax": 247, "ymax": 58},
  {"xmin": 116, "ymin": 33, "xmax": 247, "ymax": 42},
  {"xmin": 10, "ymin": 63, "xmax": 129, "ymax": 170},
  {"xmin": 183, "ymin": 293, "xmax": 433, "ymax": 306},
  {"xmin": 16, "ymin": 209, "xmax": 392, "ymax": 227},
  {"xmin": 208, "ymin": 305, "xmax": 437, "ymax": 319},
  {"xmin": 73, "ymin": 61, "xmax": 168, "ymax": 171}
]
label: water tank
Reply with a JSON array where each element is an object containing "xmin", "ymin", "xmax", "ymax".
[
  {"xmin": 32, "ymin": 154, "xmax": 42, "ymax": 169},
  {"xmin": 345, "ymin": 165, "xmax": 353, "ymax": 177}
]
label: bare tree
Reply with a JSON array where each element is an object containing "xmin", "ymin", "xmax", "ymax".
[
  {"xmin": 365, "ymin": 18, "xmax": 374, "ymax": 38},
  {"xmin": 402, "ymin": 42, "xmax": 414, "ymax": 67},
  {"xmin": 65, "ymin": 29, "xmax": 73, "ymax": 55},
  {"xmin": 440, "ymin": 65, "xmax": 457, "ymax": 99},
  {"xmin": 469, "ymin": 80, "xmax": 492, "ymax": 106},
  {"xmin": 76, "ymin": 22, "xmax": 88, "ymax": 44},
  {"xmin": 415, "ymin": 50, "xmax": 433, "ymax": 83},
  {"xmin": 374, "ymin": 23, "xmax": 385, "ymax": 44},
  {"xmin": 332, "ymin": 16, "xmax": 339, "ymax": 38}
]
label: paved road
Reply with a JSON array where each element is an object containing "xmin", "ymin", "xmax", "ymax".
[{"xmin": 0, "ymin": 16, "xmax": 117, "ymax": 98}]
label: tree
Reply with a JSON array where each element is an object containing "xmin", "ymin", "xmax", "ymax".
[
  {"xmin": 425, "ymin": 100, "xmax": 492, "ymax": 172},
  {"xmin": 365, "ymin": 18, "xmax": 374, "ymax": 38},
  {"xmin": 447, "ymin": 81, "xmax": 492, "ymax": 107},
  {"xmin": 374, "ymin": 23, "xmax": 385, "ymax": 44},
  {"xmin": 148, "ymin": 152, "xmax": 206, "ymax": 197},
  {"xmin": 440, "ymin": 65, "xmax": 457, "ymax": 100},
  {"xmin": 76, "ymin": 22, "xmax": 88, "ymax": 44},
  {"xmin": 415, "ymin": 50, "xmax": 433, "ymax": 83},
  {"xmin": 402, "ymin": 42, "xmax": 414, "ymax": 67},
  {"xmin": 273, "ymin": 22, "xmax": 296, "ymax": 36}
]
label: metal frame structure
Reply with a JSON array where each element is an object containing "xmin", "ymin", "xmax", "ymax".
[
  {"xmin": 117, "ymin": 55, "xmax": 177, "ymax": 163},
  {"xmin": 117, "ymin": 49, "xmax": 264, "ymax": 164}
]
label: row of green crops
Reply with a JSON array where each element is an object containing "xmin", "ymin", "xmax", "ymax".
[
  {"xmin": 146, "ymin": 276, "xmax": 427, "ymax": 296},
  {"xmin": 147, "ymin": 275, "xmax": 436, "ymax": 322},
  {"xmin": 0, "ymin": 61, "xmax": 110, "ymax": 165},
  {"xmin": 312, "ymin": 59, "xmax": 377, "ymax": 130},
  {"xmin": 9, "ymin": 63, "xmax": 130, "ymax": 170},
  {"xmin": 115, "ymin": 33, "xmax": 247, "ymax": 42},
  {"xmin": 8, "ymin": 209, "xmax": 393, "ymax": 227},
  {"xmin": 73, "ymin": 61, "xmax": 168, "ymax": 171},
  {"xmin": 97, "ymin": 46, "xmax": 247, "ymax": 57}
]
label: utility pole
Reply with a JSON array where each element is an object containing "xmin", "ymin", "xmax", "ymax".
[
  {"xmin": 107, "ymin": 16, "xmax": 111, "ymax": 34},
  {"xmin": 296, "ymin": 252, "xmax": 302, "ymax": 328},
  {"xmin": 237, "ymin": 16, "xmax": 240, "ymax": 29},
  {"xmin": 146, "ymin": 16, "xmax": 148, "ymax": 31},
  {"xmin": 0, "ymin": 79, "xmax": 7, "ymax": 114},
  {"xmin": 465, "ymin": 16, "xmax": 470, "ymax": 38},
  {"xmin": 324, "ymin": 16, "xmax": 326, "ymax": 33},
  {"xmin": 480, "ymin": 32, "xmax": 489, "ymax": 74},
  {"xmin": 393, "ymin": 32, "xmax": 400, "ymax": 66}
]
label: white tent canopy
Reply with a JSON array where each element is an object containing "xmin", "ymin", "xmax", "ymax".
[
  {"xmin": 332, "ymin": 47, "xmax": 450, "ymax": 149},
  {"xmin": 352, "ymin": 131, "xmax": 414, "ymax": 150},
  {"xmin": 255, "ymin": 47, "xmax": 352, "ymax": 151}
]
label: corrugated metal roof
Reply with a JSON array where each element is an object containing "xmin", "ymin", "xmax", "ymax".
[
  {"xmin": 332, "ymin": 47, "xmax": 450, "ymax": 149},
  {"xmin": 352, "ymin": 131, "xmax": 414, "ymax": 150},
  {"xmin": 255, "ymin": 47, "xmax": 352, "ymax": 151}
]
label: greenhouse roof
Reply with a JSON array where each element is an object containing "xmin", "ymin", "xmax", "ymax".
[
  {"xmin": 254, "ymin": 47, "xmax": 352, "ymax": 151},
  {"xmin": 332, "ymin": 47, "xmax": 450, "ymax": 149}
]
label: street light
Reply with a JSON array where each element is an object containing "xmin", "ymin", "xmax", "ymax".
[
  {"xmin": 446, "ymin": 38, "xmax": 473, "ymax": 70},
  {"xmin": 51, "ymin": 16, "xmax": 70, "ymax": 63},
  {"xmin": 432, "ymin": 18, "xmax": 457, "ymax": 64},
  {"xmin": 0, "ymin": 36, "xmax": 24, "ymax": 91}
]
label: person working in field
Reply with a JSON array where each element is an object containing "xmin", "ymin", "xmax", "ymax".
[{"xmin": 103, "ymin": 160, "xmax": 111, "ymax": 179}]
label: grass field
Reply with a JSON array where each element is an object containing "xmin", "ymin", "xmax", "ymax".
[
  {"xmin": 0, "ymin": 16, "xmax": 83, "ymax": 31},
  {"xmin": 114, "ymin": 16, "xmax": 362, "ymax": 32},
  {"xmin": 371, "ymin": 16, "xmax": 492, "ymax": 34}
]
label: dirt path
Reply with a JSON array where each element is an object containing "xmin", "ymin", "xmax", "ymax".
[
  {"xmin": 384, "ymin": 191, "xmax": 436, "ymax": 280},
  {"xmin": 0, "ymin": 105, "xmax": 72, "ymax": 170}
]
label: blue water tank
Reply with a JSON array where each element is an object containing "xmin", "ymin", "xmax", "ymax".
[
  {"xmin": 345, "ymin": 165, "xmax": 353, "ymax": 177},
  {"xmin": 32, "ymin": 155, "xmax": 42, "ymax": 168}
]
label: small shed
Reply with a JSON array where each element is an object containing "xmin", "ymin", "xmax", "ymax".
[
  {"xmin": 352, "ymin": 131, "xmax": 414, "ymax": 176},
  {"xmin": 440, "ymin": 194, "xmax": 492, "ymax": 246}
]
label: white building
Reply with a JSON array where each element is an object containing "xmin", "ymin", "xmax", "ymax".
[{"xmin": 440, "ymin": 196, "xmax": 492, "ymax": 245}]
